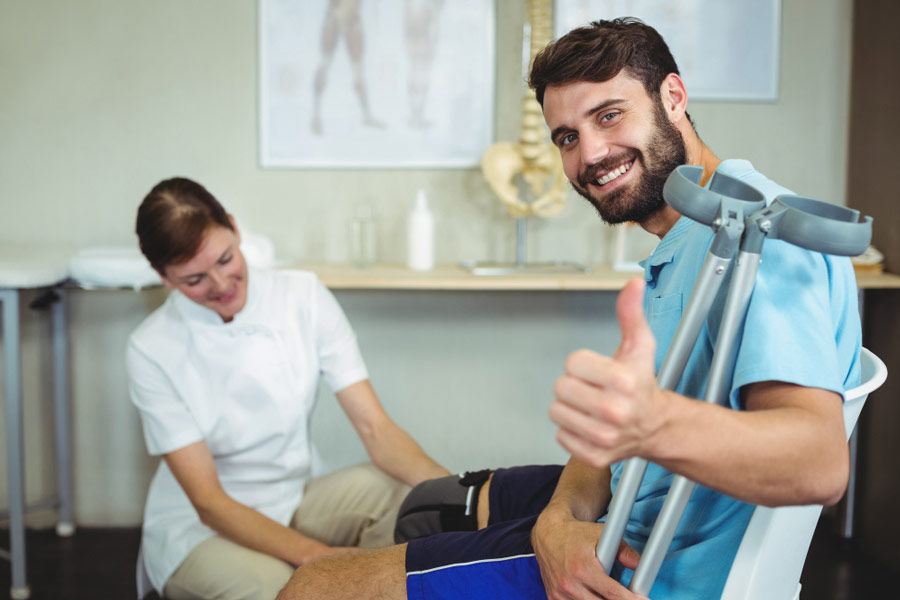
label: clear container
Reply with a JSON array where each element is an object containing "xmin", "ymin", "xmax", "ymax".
[{"xmin": 349, "ymin": 205, "xmax": 377, "ymax": 268}]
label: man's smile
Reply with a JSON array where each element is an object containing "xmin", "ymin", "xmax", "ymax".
[
  {"xmin": 593, "ymin": 159, "xmax": 634, "ymax": 187},
  {"xmin": 581, "ymin": 157, "xmax": 637, "ymax": 193}
]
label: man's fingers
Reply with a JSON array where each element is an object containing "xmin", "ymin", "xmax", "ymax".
[
  {"xmin": 616, "ymin": 541, "xmax": 641, "ymax": 570},
  {"xmin": 563, "ymin": 350, "xmax": 622, "ymax": 388},
  {"xmin": 555, "ymin": 427, "xmax": 613, "ymax": 469},
  {"xmin": 550, "ymin": 396, "xmax": 619, "ymax": 452}
]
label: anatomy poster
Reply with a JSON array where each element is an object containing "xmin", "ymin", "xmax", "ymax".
[
  {"xmin": 555, "ymin": 0, "xmax": 781, "ymax": 101},
  {"xmin": 260, "ymin": 0, "xmax": 495, "ymax": 167}
]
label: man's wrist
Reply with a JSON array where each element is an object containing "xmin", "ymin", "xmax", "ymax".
[
  {"xmin": 539, "ymin": 495, "xmax": 578, "ymax": 527},
  {"xmin": 639, "ymin": 389, "xmax": 684, "ymax": 463}
]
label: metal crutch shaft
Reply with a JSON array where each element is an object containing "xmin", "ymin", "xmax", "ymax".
[
  {"xmin": 595, "ymin": 166, "xmax": 766, "ymax": 573},
  {"xmin": 594, "ymin": 244, "xmax": 734, "ymax": 573},
  {"xmin": 630, "ymin": 247, "xmax": 762, "ymax": 594}
]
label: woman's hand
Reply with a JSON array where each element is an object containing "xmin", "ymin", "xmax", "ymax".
[
  {"xmin": 165, "ymin": 441, "xmax": 357, "ymax": 567},
  {"xmin": 296, "ymin": 541, "xmax": 362, "ymax": 565}
]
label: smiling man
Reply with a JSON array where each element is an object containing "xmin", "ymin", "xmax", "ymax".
[{"xmin": 277, "ymin": 18, "xmax": 861, "ymax": 600}]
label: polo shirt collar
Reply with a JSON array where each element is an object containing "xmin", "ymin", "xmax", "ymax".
[
  {"xmin": 640, "ymin": 216, "xmax": 693, "ymax": 284},
  {"xmin": 714, "ymin": 158, "xmax": 755, "ymax": 179},
  {"xmin": 640, "ymin": 160, "xmax": 754, "ymax": 284}
]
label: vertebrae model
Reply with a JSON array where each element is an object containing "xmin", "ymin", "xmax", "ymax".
[{"xmin": 482, "ymin": 0, "xmax": 567, "ymax": 218}]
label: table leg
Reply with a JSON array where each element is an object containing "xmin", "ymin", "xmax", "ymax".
[
  {"xmin": 51, "ymin": 288, "xmax": 74, "ymax": 537},
  {"xmin": 1, "ymin": 289, "xmax": 30, "ymax": 599}
]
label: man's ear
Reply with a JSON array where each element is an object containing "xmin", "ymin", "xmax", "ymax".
[{"xmin": 659, "ymin": 73, "xmax": 688, "ymax": 124}]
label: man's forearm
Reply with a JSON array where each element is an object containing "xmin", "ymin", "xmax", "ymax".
[
  {"xmin": 644, "ymin": 384, "xmax": 848, "ymax": 507},
  {"xmin": 553, "ymin": 333, "xmax": 849, "ymax": 508},
  {"xmin": 545, "ymin": 458, "xmax": 612, "ymax": 522}
]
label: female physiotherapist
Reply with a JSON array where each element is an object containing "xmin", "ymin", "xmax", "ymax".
[{"xmin": 127, "ymin": 177, "xmax": 449, "ymax": 599}]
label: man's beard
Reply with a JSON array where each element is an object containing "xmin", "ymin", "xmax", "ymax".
[{"xmin": 573, "ymin": 99, "xmax": 687, "ymax": 225}]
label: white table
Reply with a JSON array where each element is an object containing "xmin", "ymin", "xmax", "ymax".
[{"xmin": 0, "ymin": 246, "xmax": 74, "ymax": 600}]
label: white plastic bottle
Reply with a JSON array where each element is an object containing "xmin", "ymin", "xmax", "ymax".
[{"xmin": 407, "ymin": 189, "xmax": 435, "ymax": 271}]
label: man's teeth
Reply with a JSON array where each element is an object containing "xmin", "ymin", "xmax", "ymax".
[{"xmin": 597, "ymin": 162, "xmax": 631, "ymax": 185}]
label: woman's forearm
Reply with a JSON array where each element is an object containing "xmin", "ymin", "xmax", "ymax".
[
  {"xmin": 363, "ymin": 420, "xmax": 450, "ymax": 487},
  {"xmin": 336, "ymin": 380, "xmax": 450, "ymax": 487},
  {"xmin": 195, "ymin": 493, "xmax": 333, "ymax": 566}
]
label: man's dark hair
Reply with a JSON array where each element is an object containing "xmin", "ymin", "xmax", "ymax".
[{"xmin": 529, "ymin": 17, "xmax": 681, "ymax": 106}]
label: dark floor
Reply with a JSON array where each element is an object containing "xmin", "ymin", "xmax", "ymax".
[{"xmin": 1, "ymin": 515, "xmax": 897, "ymax": 599}]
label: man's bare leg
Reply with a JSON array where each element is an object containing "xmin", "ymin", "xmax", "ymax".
[
  {"xmin": 476, "ymin": 472, "xmax": 493, "ymax": 529},
  {"xmin": 276, "ymin": 544, "xmax": 408, "ymax": 600},
  {"xmin": 278, "ymin": 474, "xmax": 496, "ymax": 599}
]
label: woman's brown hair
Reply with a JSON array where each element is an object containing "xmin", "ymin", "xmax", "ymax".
[{"xmin": 136, "ymin": 177, "xmax": 233, "ymax": 274}]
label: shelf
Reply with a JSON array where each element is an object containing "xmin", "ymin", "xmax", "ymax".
[{"xmin": 293, "ymin": 263, "xmax": 900, "ymax": 291}]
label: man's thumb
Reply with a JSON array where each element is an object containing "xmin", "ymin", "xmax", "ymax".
[{"xmin": 614, "ymin": 278, "xmax": 655, "ymax": 362}]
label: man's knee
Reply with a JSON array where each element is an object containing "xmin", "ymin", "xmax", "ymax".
[
  {"xmin": 394, "ymin": 470, "xmax": 492, "ymax": 543},
  {"xmin": 166, "ymin": 536, "xmax": 293, "ymax": 600},
  {"xmin": 277, "ymin": 545, "xmax": 408, "ymax": 600}
]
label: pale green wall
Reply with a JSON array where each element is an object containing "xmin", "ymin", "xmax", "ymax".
[
  {"xmin": 0, "ymin": 0, "xmax": 852, "ymax": 260},
  {"xmin": 0, "ymin": 0, "xmax": 853, "ymax": 526}
]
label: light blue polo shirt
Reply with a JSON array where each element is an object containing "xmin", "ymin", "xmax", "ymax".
[{"xmin": 609, "ymin": 159, "xmax": 862, "ymax": 598}]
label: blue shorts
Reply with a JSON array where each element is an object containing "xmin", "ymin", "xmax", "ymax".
[{"xmin": 405, "ymin": 465, "xmax": 563, "ymax": 600}]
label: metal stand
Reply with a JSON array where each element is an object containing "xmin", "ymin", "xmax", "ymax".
[
  {"xmin": 595, "ymin": 165, "xmax": 873, "ymax": 595},
  {"xmin": 1, "ymin": 288, "xmax": 29, "ymax": 600},
  {"xmin": 1, "ymin": 285, "xmax": 74, "ymax": 600},
  {"xmin": 462, "ymin": 217, "xmax": 591, "ymax": 276}
]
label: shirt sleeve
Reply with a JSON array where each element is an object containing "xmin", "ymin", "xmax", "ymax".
[
  {"xmin": 126, "ymin": 339, "xmax": 204, "ymax": 456},
  {"xmin": 727, "ymin": 240, "xmax": 856, "ymax": 408},
  {"xmin": 309, "ymin": 276, "xmax": 369, "ymax": 392}
]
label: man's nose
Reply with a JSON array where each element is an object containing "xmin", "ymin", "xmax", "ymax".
[{"xmin": 580, "ymin": 130, "xmax": 610, "ymax": 167}]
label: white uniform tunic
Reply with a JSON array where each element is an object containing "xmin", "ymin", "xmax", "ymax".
[{"xmin": 126, "ymin": 268, "xmax": 368, "ymax": 592}]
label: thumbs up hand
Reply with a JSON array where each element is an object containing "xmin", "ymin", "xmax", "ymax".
[{"xmin": 550, "ymin": 278, "xmax": 667, "ymax": 468}]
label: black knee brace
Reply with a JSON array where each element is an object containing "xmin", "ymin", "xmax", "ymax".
[{"xmin": 394, "ymin": 469, "xmax": 492, "ymax": 543}]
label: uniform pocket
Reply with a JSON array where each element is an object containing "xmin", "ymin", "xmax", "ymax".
[
  {"xmin": 648, "ymin": 292, "xmax": 684, "ymax": 359},
  {"xmin": 649, "ymin": 292, "xmax": 683, "ymax": 317}
]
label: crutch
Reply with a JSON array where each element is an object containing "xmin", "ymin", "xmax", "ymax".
[
  {"xmin": 595, "ymin": 165, "xmax": 873, "ymax": 596},
  {"xmin": 594, "ymin": 165, "xmax": 765, "ymax": 576}
]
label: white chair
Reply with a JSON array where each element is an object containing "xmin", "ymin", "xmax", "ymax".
[{"xmin": 719, "ymin": 347, "xmax": 887, "ymax": 600}]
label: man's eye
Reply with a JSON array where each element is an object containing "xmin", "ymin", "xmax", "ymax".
[
  {"xmin": 559, "ymin": 133, "xmax": 577, "ymax": 147},
  {"xmin": 601, "ymin": 111, "xmax": 620, "ymax": 123}
]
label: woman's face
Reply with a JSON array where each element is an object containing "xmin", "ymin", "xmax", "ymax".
[{"xmin": 161, "ymin": 223, "xmax": 248, "ymax": 322}]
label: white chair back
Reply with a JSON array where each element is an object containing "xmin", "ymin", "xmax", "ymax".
[{"xmin": 719, "ymin": 347, "xmax": 887, "ymax": 600}]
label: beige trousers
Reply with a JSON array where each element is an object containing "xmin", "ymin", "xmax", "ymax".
[{"xmin": 164, "ymin": 463, "xmax": 409, "ymax": 600}]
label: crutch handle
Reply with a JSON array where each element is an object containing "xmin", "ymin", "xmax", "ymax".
[
  {"xmin": 746, "ymin": 195, "xmax": 872, "ymax": 256},
  {"xmin": 663, "ymin": 166, "xmax": 766, "ymax": 230}
]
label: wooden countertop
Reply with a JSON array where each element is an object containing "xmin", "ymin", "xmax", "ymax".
[{"xmin": 293, "ymin": 263, "xmax": 900, "ymax": 291}]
